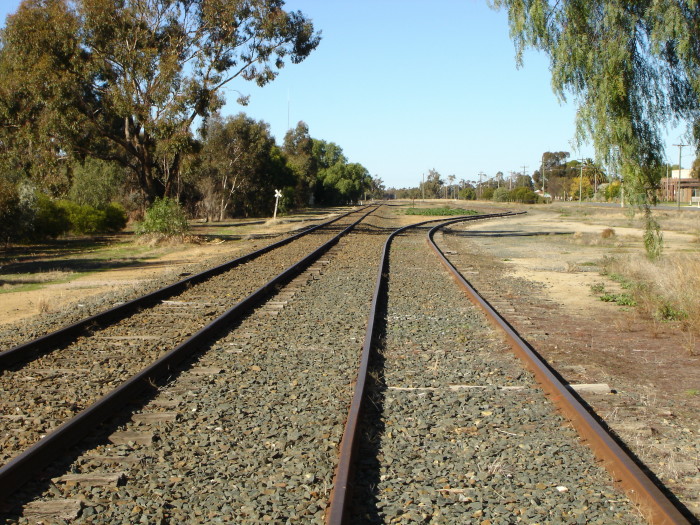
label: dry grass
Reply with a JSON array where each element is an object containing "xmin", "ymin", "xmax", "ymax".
[
  {"xmin": 604, "ymin": 254, "xmax": 700, "ymax": 351},
  {"xmin": 36, "ymin": 296, "xmax": 52, "ymax": 313}
]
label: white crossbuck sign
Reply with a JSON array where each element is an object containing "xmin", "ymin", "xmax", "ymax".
[{"xmin": 273, "ymin": 189, "xmax": 282, "ymax": 219}]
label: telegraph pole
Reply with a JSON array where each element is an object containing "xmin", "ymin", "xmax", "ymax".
[{"xmin": 673, "ymin": 143, "xmax": 687, "ymax": 208}]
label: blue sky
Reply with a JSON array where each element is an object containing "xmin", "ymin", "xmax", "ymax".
[{"xmin": 1, "ymin": 1, "xmax": 694, "ymax": 189}]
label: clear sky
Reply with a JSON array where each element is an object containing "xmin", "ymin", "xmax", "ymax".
[{"xmin": 1, "ymin": 0, "xmax": 694, "ymax": 189}]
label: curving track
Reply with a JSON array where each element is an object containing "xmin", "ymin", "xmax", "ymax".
[
  {"xmin": 329, "ymin": 213, "xmax": 691, "ymax": 525},
  {"xmin": 0, "ymin": 207, "xmax": 690, "ymax": 524}
]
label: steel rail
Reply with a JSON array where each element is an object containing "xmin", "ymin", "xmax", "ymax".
[
  {"xmin": 427, "ymin": 218, "xmax": 691, "ymax": 525},
  {"xmin": 0, "ymin": 206, "xmax": 379, "ymax": 504},
  {"xmin": 326, "ymin": 211, "xmax": 519, "ymax": 524},
  {"xmin": 0, "ymin": 206, "xmax": 374, "ymax": 370}
]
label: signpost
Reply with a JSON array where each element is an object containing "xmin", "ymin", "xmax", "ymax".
[{"xmin": 273, "ymin": 189, "xmax": 282, "ymax": 219}]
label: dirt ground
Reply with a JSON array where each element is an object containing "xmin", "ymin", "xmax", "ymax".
[
  {"xmin": 0, "ymin": 202, "xmax": 698, "ymax": 519},
  {"xmin": 0, "ymin": 212, "xmax": 337, "ymax": 325}
]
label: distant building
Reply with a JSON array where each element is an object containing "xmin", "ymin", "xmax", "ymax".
[{"xmin": 660, "ymin": 169, "xmax": 700, "ymax": 204}]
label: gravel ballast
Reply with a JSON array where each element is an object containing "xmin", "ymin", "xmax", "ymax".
[
  {"xmin": 0, "ymin": 210, "xmax": 371, "ymax": 466},
  {"xmin": 348, "ymin": 226, "xmax": 640, "ymax": 524},
  {"xmin": 4, "ymin": 218, "xmax": 390, "ymax": 523}
]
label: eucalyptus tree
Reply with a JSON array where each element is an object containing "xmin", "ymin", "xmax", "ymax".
[
  {"xmin": 199, "ymin": 113, "xmax": 291, "ymax": 220},
  {"xmin": 491, "ymin": 0, "xmax": 700, "ymax": 257},
  {"xmin": 0, "ymin": 0, "xmax": 320, "ymax": 201},
  {"xmin": 283, "ymin": 121, "xmax": 317, "ymax": 205}
]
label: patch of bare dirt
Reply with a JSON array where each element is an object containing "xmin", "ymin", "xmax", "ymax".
[
  {"xmin": 0, "ymin": 211, "xmax": 340, "ymax": 326},
  {"xmin": 441, "ymin": 204, "xmax": 700, "ymax": 520}
]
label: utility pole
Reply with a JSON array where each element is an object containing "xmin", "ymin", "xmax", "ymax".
[
  {"xmin": 478, "ymin": 171, "xmax": 485, "ymax": 199},
  {"xmin": 673, "ymin": 143, "xmax": 687, "ymax": 208},
  {"xmin": 540, "ymin": 153, "xmax": 546, "ymax": 196},
  {"xmin": 422, "ymin": 173, "xmax": 425, "ymax": 202}
]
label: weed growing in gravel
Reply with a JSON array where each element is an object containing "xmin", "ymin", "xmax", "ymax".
[
  {"xmin": 600, "ymin": 292, "xmax": 637, "ymax": 307},
  {"xmin": 590, "ymin": 282, "xmax": 606, "ymax": 294}
]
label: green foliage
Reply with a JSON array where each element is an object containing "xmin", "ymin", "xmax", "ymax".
[
  {"xmin": 491, "ymin": 0, "xmax": 697, "ymax": 256},
  {"xmin": 481, "ymin": 187, "xmax": 495, "ymax": 200},
  {"xmin": 0, "ymin": 0, "xmax": 320, "ymax": 200},
  {"xmin": 57, "ymin": 200, "xmax": 127, "ymax": 235},
  {"xmin": 512, "ymin": 187, "xmax": 538, "ymax": 203},
  {"xmin": 198, "ymin": 113, "xmax": 292, "ymax": 219},
  {"xmin": 404, "ymin": 207, "xmax": 477, "ymax": 216},
  {"xmin": 600, "ymin": 293, "xmax": 637, "ymax": 307},
  {"xmin": 316, "ymin": 161, "xmax": 371, "ymax": 205},
  {"xmin": 604, "ymin": 180, "xmax": 622, "ymax": 201},
  {"xmin": 0, "ymin": 175, "xmax": 21, "ymax": 244},
  {"xmin": 492, "ymin": 187, "xmax": 510, "ymax": 202},
  {"xmin": 459, "ymin": 187, "xmax": 476, "ymax": 200},
  {"xmin": 590, "ymin": 282, "xmax": 606, "ymax": 294},
  {"xmin": 284, "ymin": 121, "xmax": 318, "ymax": 206},
  {"xmin": 136, "ymin": 197, "xmax": 189, "ymax": 236},
  {"xmin": 643, "ymin": 210, "xmax": 663, "ymax": 260},
  {"xmin": 655, "ymin": 302, "xmax": 687, "ymax": 322},
  {"xmin": 69, "ymin": 159, "xmax": 126, "ymax": 209},
  {"xmin": 103, "ymin": 203, "xmax": 128, "ymax": 232},
  {"xmin": 34, "ymin": 193, "xmax": 70, "ymax": 238}
]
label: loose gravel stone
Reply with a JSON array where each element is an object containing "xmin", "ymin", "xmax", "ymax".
[
  {"xmin": 348, "ymin": 226, "xmax": 640, "ymax": 524},
  {"xmin": 4, "ymin": 216, "xmax": 390, "ymax": 523},
  {"xmin": 0, "ymin": 210, "xmax": 370, "ymax": 466}
]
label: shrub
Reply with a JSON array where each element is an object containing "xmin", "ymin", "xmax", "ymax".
[
  {"xmin": 459, "ymin": 187, "xmax": 476, "ymax": 200},
  {"xmin": 57, "ymin": 201, "xmax": 106, "ymax": 234},
  {"xmin": 492, "ymin": 187, "xmax": 511, "ymax": 202},
  {"xmin": 69, "ymin": 158, "xmax": 126, "ymax": 209},
  {"xmin": 605, "ymin": 180, "xmax": 621, "ymax": 201},
  {"xmin": 136, "ymin": 197, "xmax": 189, "ymax": 236},
  {"xmin": 481, "ymin": 187, "xmax": 495, "ymax": 200},
  {"xmin": 34, "ymin": 193, "xmax": 70, "ymax": 238},
  {"xmin": 56, "ymin": 200, "xmax": 128, "ymax": 235},
  {"xmin": 511, "ymin": 187, "xmax": 538, "ymax": 203},
  {"xmin": 103, "ymin": 203, "xmax": 128, "ymax": 232}
]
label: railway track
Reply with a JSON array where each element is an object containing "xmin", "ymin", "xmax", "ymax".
[
  {"xmin": 0, "ymin": 207, "xmax": 691, "ymax": 523},
  {"xmin": 0, "ymin": 206, "xmax": 374, "ymax": 369},
  {"xmin": 328, "ymin": 215, "xmax": 692, "ymax": 524},
  {"xmin": 0, "ymin": 206, "xmax": 377, "ymax": 509}
]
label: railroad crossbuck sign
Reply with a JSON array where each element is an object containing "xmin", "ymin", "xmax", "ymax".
[{"xmin": 273, "ymin": 189, "xmax": 282, "ymax": 219}]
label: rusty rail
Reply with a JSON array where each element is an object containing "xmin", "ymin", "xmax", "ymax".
[
  {"xmin": 0, "ymin": 205, "xmax": 374, "ymax": 370},
  {"xmin": 427, "ymin": 218, "xmax": 691, "ymax": 525},
  {"xmin": 326, "ymin": 211, "xmax": 518, "ymax": 524}
]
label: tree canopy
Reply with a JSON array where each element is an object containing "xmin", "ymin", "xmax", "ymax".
[
  {"xmin": 490, "ymin": 0, "xmax": 700, "ymax": 202},
  {"xmin": 0, "ymin": 0, "xmax": 320, "ymax": 200}
]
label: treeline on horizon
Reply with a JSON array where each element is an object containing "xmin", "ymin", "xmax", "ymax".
[
  {"xmin": 0, "ymin": 115, "xmax": 386, "ymax": 243},
  {"xmin": 388, "ymin": 151, "xmax": 690, "ymax": 203}
]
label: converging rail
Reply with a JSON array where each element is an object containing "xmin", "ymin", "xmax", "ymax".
[
  {"xmin": 327, "ymin": 211, "xmax": 519, "ymax": 524},
  {"xmin": 0, "ymin": 205, "xmax": 378, "ymax": 504},
  {"xmin": 327, "ymin": 212, "xmax": 691, "ymax": 525}
]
